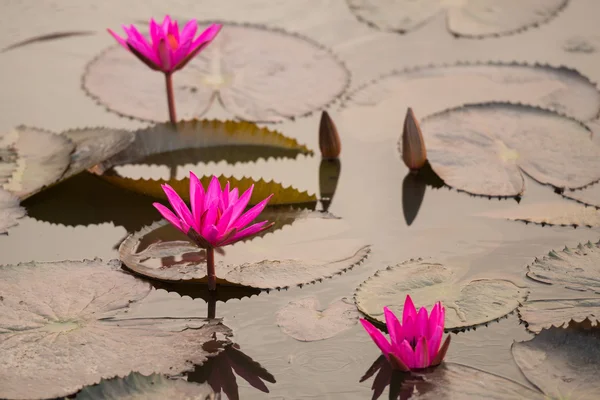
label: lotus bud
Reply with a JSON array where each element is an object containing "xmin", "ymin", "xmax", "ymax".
[
  {"xmin": 401, "ymin": 108, "xmax": 427, "ymax": 171},
  {"xmin": 319, "ymin": 111, "xmax": 341, "ymax": 159}
]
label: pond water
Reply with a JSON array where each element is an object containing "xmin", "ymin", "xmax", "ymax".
[{"xmin": 2, "ymin": 1, "xmax": 600, "ymax": 399}]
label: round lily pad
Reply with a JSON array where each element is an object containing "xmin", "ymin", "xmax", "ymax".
[
  {"xmin": 83, "ymin": 21, "xmax": 349, "ymax": 123},
  {"xmin": 0, "ymin": 258, "xmax": 231, "ymax": 399},
  {"xmin": 477, "ymin": 201, "xmax": 600, "ymax": 228},
  {"xmin": 512, "ymin": 327, "xmax": 600, "ymax": 399},
  {"xmin": 119, "ymin": 220, "xmax": 370, "ymax": 290},
  {"xmin": 75, "ymin": 373, "xmax": 215, "ymax": 400},
  {"xmin": 419, "ymin": 103, "xmax": 600, "ymax": 197},
  {"xmin": 276, "ymin": 296, "xmax": 359, "ymax": 342},
  {"xmin": 346, "ymin": 0, "xmax": 568, "ymax": 38},
  {"xmin": 355, "ymin": 259, "xmax": 528, "ymax": 331},
  {"xmin": 519, "ymin": 241, "xmax": 600, "ymax": 333},
  {"xmin": 344, "ymin": 63, "xmax": 600, "ymax": 123},
  {"xmin": 0, "ymin": 188, "xmax": 25, "ymax": 234}
]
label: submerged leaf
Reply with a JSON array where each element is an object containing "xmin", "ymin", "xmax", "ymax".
[
  {"xmin": 477, "ymin": 201, "xmax": 600, "ymax": 227},
  {"xmin": 94, "ymin": 119, "xmax": 312, "ymax": 173},
  {"xmin": 0, "ymin": 188, "xmax": 25, "ymax": 234},
  {"xmin": 346, "ymin": 0, "xmax": 567, "ymax": 38},
  {"xmin": 0, "ymin": 259, "xmax": 231, "ymax": 399},
  {"xmin": 119, "ymin": 220, "xmax": 370, "ymax": 290},
  {"xmin": 276, "ymin": 297, "xmax": 359, "ymax": 342},
  {"xmin": 83, "ymin": 21, "xmax": 349, "ymax": 123},
  {"xmin": 355, "ymin": 259, "xmax": 528, "ymax": 330},
  {"xmin": 563, "ymin": 183, "xmax": 600, "ymax": 208},
  {"xmin": 512, "ymin": 327, "xmax": 600, "ymax": 399},
  {"xmin": 519, "ymin": 241, "xmax": 600, "ymax": 333},
  {"xmin": 75, "ymin": 373, "xmax": 216, "ymax": 400},
  {"xmin": 419, "ymin": 103, "xmax": 600, "ymax": 197},
  {"xmin": 98, "ymin": 174, "xmax": 317, "ymax": 207}
]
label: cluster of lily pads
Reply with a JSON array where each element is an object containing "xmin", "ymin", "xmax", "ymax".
[{"xmin": 2, "ymin": 4, "xmax": 600, "ymax": 399}]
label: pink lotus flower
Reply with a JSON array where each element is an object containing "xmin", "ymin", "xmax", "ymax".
[
  {"xmin": 360, "ymin": 295, "xmax": 451, "ymax": 371},
  {"xmin": 107, "ymin": 16, "xmax": 222, "ymax": 123},
  {"xmin": 153, "ymin": 173, "xmax": 274, "ymax": 290}
]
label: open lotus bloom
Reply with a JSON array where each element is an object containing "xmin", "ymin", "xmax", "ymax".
[
  {"xmin": 108, "ymin": 16, "xmax": 221, "ymax": 73},
  {"xmin": 153, "ymin": 173, "xmax": 274, "ymax": 249},
  {"xmin": 361, "ymin": 295, "xmax": 451, "ymax": 371}
]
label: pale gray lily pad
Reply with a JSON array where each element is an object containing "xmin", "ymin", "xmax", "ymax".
[
  {"xmin": 355, "ymin": 259, "xmax": 528, "ymax": 330},
  {"xmin": 276, "ymin": 296, "xmax": 359, "ymax": 342},
  {"xmin": 519, "ymin": 241, "xmax": 600, "ymax": 333},
  {"xmin": 346, "ymin": 0, "xmax": 567, "ymax": 38},
  {"xmin": 1, "ymin": 126, "xmax": 74, "ymax": 198},
  {"xmin": 563, "ymin": 183, "xmax": 600, "ymax": 209},
  {"xmin": 0, "ymin": 258, "xmax": 231, "ymax": 400},
  {"xmin": 345, "ymin": 63, "xmax": 600, "ymax": 123},
  {"xmin": 83, "ymin": 22, "xmax": 349, "ymax": 123},
  {"xmin": 512, "ymin": 327, "xmax": 600, "ymax": 399},
  {"xmin": 0, "ymin": 126, "xmax": 134, "ymax": 200},
  {"xmin": 419, "ymin": 103, "xmax": 600, "ymax": 197},
  {"xmin": 75, "ymin": 373, "xmax": 216, "ymax": 400},
  {"xmin": 476, "ymin": 201, "xmax": 600, "ymax": 227},
  {"xmin": 409, "ymin": 363, "xmax": 545, "ymax": 399},
  {"xmin": 119, "ymin": 220, "xmax": 370, "ymax": 290},
  {"xmin": 0, "ymin": 188, "xmax": 25, "ymax": 234}
]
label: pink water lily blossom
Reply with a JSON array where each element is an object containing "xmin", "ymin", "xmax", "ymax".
[
  {"xmin": 153, "ymin": 173, "xmax": 274, "ymax": 290},
  {"xmin": 361, "ymin": 295, "xmax": 451, "ymax": 371},
  {"xmin": 107, "ymin": 16, "xmax": 221, "ymax": 123}
]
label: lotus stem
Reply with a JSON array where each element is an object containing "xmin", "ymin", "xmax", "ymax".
[
  {"xmin": 165, "ymin": 72, "xmax": 177, "ymax": 124},
  {"xmin": 207, "ymin": 290, "xmax": 217, "ymax": 319},
  {"xmin": 206, "ymin": 247, "xmax": 216, "ymax": 291}
]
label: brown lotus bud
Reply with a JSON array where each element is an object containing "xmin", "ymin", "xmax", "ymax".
[
  {"xmin": 402, "ymin": 108, "xmax": 427, "ymax": 171},
  {"xmin": 319, "ymin": 111, "xmax": 341, "ymax": 159}
]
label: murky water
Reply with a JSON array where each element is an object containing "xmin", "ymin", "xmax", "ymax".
[{"xmin": 2, "ymin": 1, "xmax": 600, "ymax": 398}]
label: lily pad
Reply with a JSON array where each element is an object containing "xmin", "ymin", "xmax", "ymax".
[
  {"xmin": 0, "ymin": 126, "xmax": 134, "ymax": 200},
  {"xmin": 419, "ymin": 103, "xmax": 600, "ymax": 197},
  {"xmin": 477, "ymin": 201, "xmax": 600, "ymax": 227},
  {"xmin": 355, "ymin": 259, "xmax": 528, "ymax": 330},
  {"xmin": 0, "ymin": 258, "xmax": 231, "ymax": 400},
  {"xmin": 75, "ymin": 373, "xmax": 216, "ymax": 400},
  {"xmin": 0, "ymin": 188, "xmax": 26, "ymax": 234},
  {"xmin": 93, "ymin": 120, "xmax": 312, "ymax": 173},
  {"xmin": 97, "ymin": 174, "xmax": 317, "ymax": 207},
  {"xmin": 83, "ymin": 21, "xmax": 349, "ymax": 123},
  {"xmin": 512, "ymin": 327, "xmax": 600, "ymax": 399},
  {"xmin": 563, "ymin": 183, "xmax": 600, "ymax": 209},
  {"xmin": 276, "ymin": 296, "xmax": 359, "ymax": 342},
  {"xmin": 519, "ymin": 241, "xmax": 600, "ymax": 333},
  {"xmin": 346, "ymin": 0, "xmax": 567, "ymax": 38},
  {"xmin": 344, "ymin": 63, "xmax": 600, "ymax": 123},
  {"xmin": 361, "ymin": 358, "xmax": 544, "ymax": 400},
  {"xmin": 119, "ymin": 220, "xmax": 370, "ymax": 290}
]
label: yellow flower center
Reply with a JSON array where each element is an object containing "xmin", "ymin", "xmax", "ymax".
[{"xmin": 167, "ymin": 33, "xmax": 179, "ymax": 50}]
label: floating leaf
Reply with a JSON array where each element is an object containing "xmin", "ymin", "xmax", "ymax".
[
  {"xmin": 355, "ymin": 259, "xmax": 528, "ymax": 330},
  {"xmin": 477, "ymin": 201, "xmax": 600, "ymax": 228},
  {"xmin": 519, "ymin": 241, "xmax": 600, "ymax": 333},
  {"xmin": 0, "ymin": 258, "xmax": 231, "ymax": 399},
  {"xmin": 346, "ymin": 0, "xmax": 567, "ymax": 38},
  {"xmin": 94, "ymin": 120, "xmax": 312, "ymax": 173},
  {"xmin": 361, "ymin": 358, "xmax": 544, "ymax": 400},
  {"xmin": 2, "ymin": 30, "xmax": 95, "ymax": 52},
  {"xmin": 119, "ymin": 220, "xmax": 370, "ymax": 290},
  {"xmin": 419, "ymin": 103, "xmax": 600, "ymax": 197},
  {"xmin": 1, "ymin": 126, "xmax": 74, "ymax": 198},
  {"xmin": 0, "ymin": 147, "xmax": 17, "ymax": 184},
  {"xmin": 512, "ymin": 327, "xmax": 600, "ymax": 399},
  {"xmin": 563, "ymin": 183, "xmax": 600, "ymax": 208},
  {"xmin": 83, "ymin": 21, "xmax": 349, "ymax": 123},
  {"xmin": 0, "ymin": 126, "xmax": 134, "ymax": 200},
  {"xmin": 97, "ymin": 174, "xmax": 317, "ymax": 207},
  {"xmin": 344, "ymin": 63, "xmax": 600, "ymax": 125},
  {"xmin": 0, "ymin": 188, "xmax": 25, "ymax": 234},
  {"xmin": 276, "ymin": 296, "xmax": 359, "ymax": 342},
  {"xmin": 75, "ymin": 373, "xmax": 216, "ymax": 400}
]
